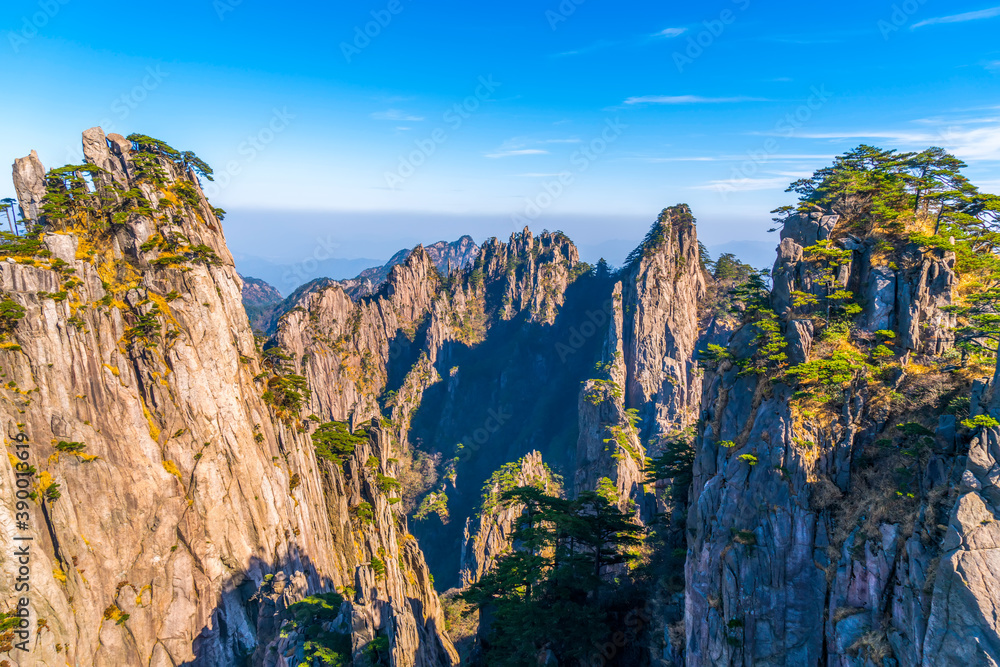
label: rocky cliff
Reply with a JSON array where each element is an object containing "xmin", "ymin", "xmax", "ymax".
[
  {"xmin": 458, "ymin": 452, "xmax": 557, "ymax": 589},
  {"xmin": 575, "ymin": 207, "xmax": 707, "ymax": 519},
  {"xmin": 0, "ymin": 128, "xmax": 456, "ymax": 666},
  {"xmin": 684, "ymin": 209, "xmax": 996, "ymax": 666}
]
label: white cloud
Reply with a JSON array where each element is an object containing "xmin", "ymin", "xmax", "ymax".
[
  {"xmin": 370, "ymin": 109, "xmax": 425, "ymax": 121},
  {"xmin": 692, "ymin": 172, "xmax": 811, "ymax": 192},
  {"xmin": 655, "ymin": 27, "xmax": 687, "ymax": 38},
  {"xmin": 793, "ymin": 121, "xmax": 1000, "ymax": 161},
  {"xmin": 912, "ymin": 6, "xmax": 1000, "ymax": 28},
  {"xmin": 485, "ymin": 149, "xmax": 550, "ymax": 159},
  {"xmin": 624, "ymin": 95, "xmax": 769, "ymax": 105}
]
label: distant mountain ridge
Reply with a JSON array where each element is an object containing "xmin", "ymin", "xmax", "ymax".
[
  {"xmin": 241, "ymin": 235, "xmax": 480, "ymax": 332},
  {"xmin": 335, "ymin": 235, "xmax": 479, "ymax": 300}
]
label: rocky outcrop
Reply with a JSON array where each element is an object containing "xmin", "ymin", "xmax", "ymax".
[
  {"xmin": 459, "ymin": 452, "xmax": 555, "ymax": 587},
  {"xmin": 773, "ymin": 211, "xmax": 957, "ymax": 352},
  {"xmin": 478, "ymin": 228, "xmax": 579, "ymax": 325},
  {"xmin": 575, "ymin": 207, "xmax": 705, "ymax": 517},
  {"xmin": 0, "ymin": 128, "xmax": 456, "ymax": 666},
  {"xmin": 275, "ymin": 247, "xmax": 441, "ymax": 427},
  {"xmin": 11, "ymin": 150, "xmax": 46, "ymax": 222},
  {"xmin": 684, "ymin": 209, "xmax": 977, "ymax": 666},
  {"xmin": 619, "ymin": 207, "xmax": 707, "ymax": 440}
]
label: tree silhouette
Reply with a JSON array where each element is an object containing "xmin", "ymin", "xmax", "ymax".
[{"xmin": 0, "ymin": 198, "xmax": 16, "ymax": 236}]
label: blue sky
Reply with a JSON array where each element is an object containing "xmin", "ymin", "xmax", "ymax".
[{"xmin": 3, "ymin": 0, "xmax": 999, "ymax": 290}]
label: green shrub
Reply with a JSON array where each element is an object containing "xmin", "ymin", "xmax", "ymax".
[
  {"xmin": 896, "ymin": 422, "xmax": 934, "ymax": 437},
  {"xmin": 312, "ymin": 421, "xmax": 368, "ymax": 463},
  {"xmin": 352, "ymin": 501, "xmax": 374, "ymax": 525},
  {"xmin": 962, "ymin": 414, "xmax": 1000, "ymax": 430},
  {"xmin": 376, "ymin": 474, "xmax": 401, "ymax": 494},
  {"xmin": 787, "ymin": 349, "xmax": 867, "ymax": 388},
  {"xmin": 0, "ymin": 298, "xmax": 25, "ymax": 332}
]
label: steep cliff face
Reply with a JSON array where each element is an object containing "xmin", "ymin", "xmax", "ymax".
[
  {"xmin": 684, "ymin": 210, "xmax": 991, "ymax": 666},
  {"xmin": 620, "ymin": 207, "xmax": 707, "ymax": 440},
  {"xmin": 0, "ymin": 129, "xmax": 455, "ymax": 666},
  {"xmin": 575, "ymin": 207, "xmax": 707, "ymax": 520}
]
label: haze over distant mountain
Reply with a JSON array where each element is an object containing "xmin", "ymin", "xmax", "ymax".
[
  {"xmin": 241, "ymin": 236, "xmax": 480, "ymax": 332},
  {"xmin": 232, "ymin": 254, "xmax": 386, "ymax": 297}
]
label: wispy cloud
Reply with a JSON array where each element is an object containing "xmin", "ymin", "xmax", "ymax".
[
  {"xmin": 486, "ymin": 136, "xmax": 578, "ymax": 158},
  {"xmin": 486, "ymin": 148, "xmax": 550, "ymax": 159},
  {"xmin": 370, "ymin": 109, "xmax": 424, "ymax": 121},
  {"xmin": 912, "ymin": 6, "xmax": 1000, "ymax": 28},
  {"xmin": 793, "ymin": 120, "xmax": 1000, "ymax": 161},
  {"xmin": 692, "ymin": 172, "xmax": 811, "ymax": 192},
  {"xmin": 624, "ymin": 95, "xmax": 769, "ymax": 105},
  {"xmin": 555, "ymin": 27, "xmax": 687, "ymax": 57},
  {"xmin": 639, "ymin": 154, "xmax": 833, "ymax": 163},
  {"xmin": 553, "ymin": 39, "xmax": 619, "ymax": 57}
]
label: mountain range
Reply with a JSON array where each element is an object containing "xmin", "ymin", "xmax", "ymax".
[{"xmin": 1, "ymin": 129, "xmax": 999, "ymax": 667}]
